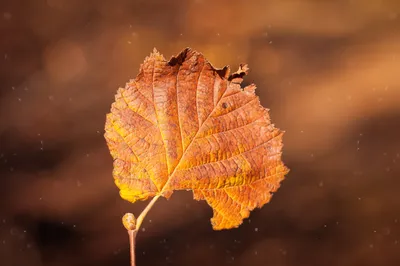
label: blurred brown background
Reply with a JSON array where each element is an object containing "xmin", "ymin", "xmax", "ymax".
[{"xmin": 1, "ymin": 0, "xmax": 400, "ymax": 265}]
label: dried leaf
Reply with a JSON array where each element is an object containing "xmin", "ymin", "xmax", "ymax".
[{"xmin": 104, "ymin": 48, "xmax": 289, "ymax": 230}]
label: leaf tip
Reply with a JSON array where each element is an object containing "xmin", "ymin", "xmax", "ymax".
[{"xmin": 141, "ymin": 47, "xmax": 165, "ymax": 65}]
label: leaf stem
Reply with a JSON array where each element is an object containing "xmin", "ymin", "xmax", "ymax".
[
  {"xmin": 136, "ymin": 194, "xmax": 161, "ymax": 230},
  {"xmin": 125, "ymin": 194, "xmax": 161, "ymax": 266}
]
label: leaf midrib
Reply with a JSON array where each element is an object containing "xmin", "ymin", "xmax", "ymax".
[{"xmin": 157, "ymin": 64, "xmax": 227, "ymax": 196}]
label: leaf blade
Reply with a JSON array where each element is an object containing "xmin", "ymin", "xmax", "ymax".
[{"xmin": 104, "ymin": 48, "xmax": 289, "ymax": 229}]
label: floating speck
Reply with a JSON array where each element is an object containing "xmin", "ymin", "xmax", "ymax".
[
  {"xmin": 113, "ymin": 249, "xmax": 121, "ymax": 255},
  {"xmin": 389, "ymin": 12, "xmax": 398, "ymax": 20},
  {"xmin": 10, "ymin": 228, "xmax": 18, "ymax": 235},
  {"xmin": 3, "ymin": 12, "xmax": 12, "ymax": 20},
  {"xmin": 254, "ymin": 227, "xmax": 258, "ymax": 232}
]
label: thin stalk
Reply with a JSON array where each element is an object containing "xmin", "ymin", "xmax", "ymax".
[
  {"xmin": 125, "ymin": 194, "xmax": 161, "ymax": 266},
  {"xmin": 136, "ymin": 195, "xmax": 161, "ymax": 230},
  {"xmin": 128, "ymin": 230, "xmax": 137, "ymax": 266}
]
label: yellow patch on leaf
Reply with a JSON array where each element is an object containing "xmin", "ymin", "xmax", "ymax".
[{"xmin": 104, "ymin": 48, "xmax": 289, "ymax": 230}]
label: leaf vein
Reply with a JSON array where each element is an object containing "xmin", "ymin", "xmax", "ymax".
[
  {"xmin": 212, "ymin": 97, "xmax": 258, "ymax": 119},
  {"xmin": 176, "ymin": 63, "xmax": 184, "ymax": 158},
  {"xmin": 179, "ymin": 133, "xmax": 282, "ymax": 172},
  {"xmin": 195, "ymin": 63, "xmax": 206, "ymax": 127},
  {"xmin": 196, "ymin": 112, "xmax": 265, "ymax": 140},
  {"xmin": 120, "ymin": 90, "xmax": 156, "ymax": 126},
  {"xmin": 152, "ymin": 60, "xmax": 168, "ymax": 191},
  {"xmin": 109, "ymin": 119, "xmax": 159, "ymax": 190}
]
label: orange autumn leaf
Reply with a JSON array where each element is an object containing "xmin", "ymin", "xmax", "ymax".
[{"xmin": 104, "ymin": 48, "xmax": 289, "ymax": 230}]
